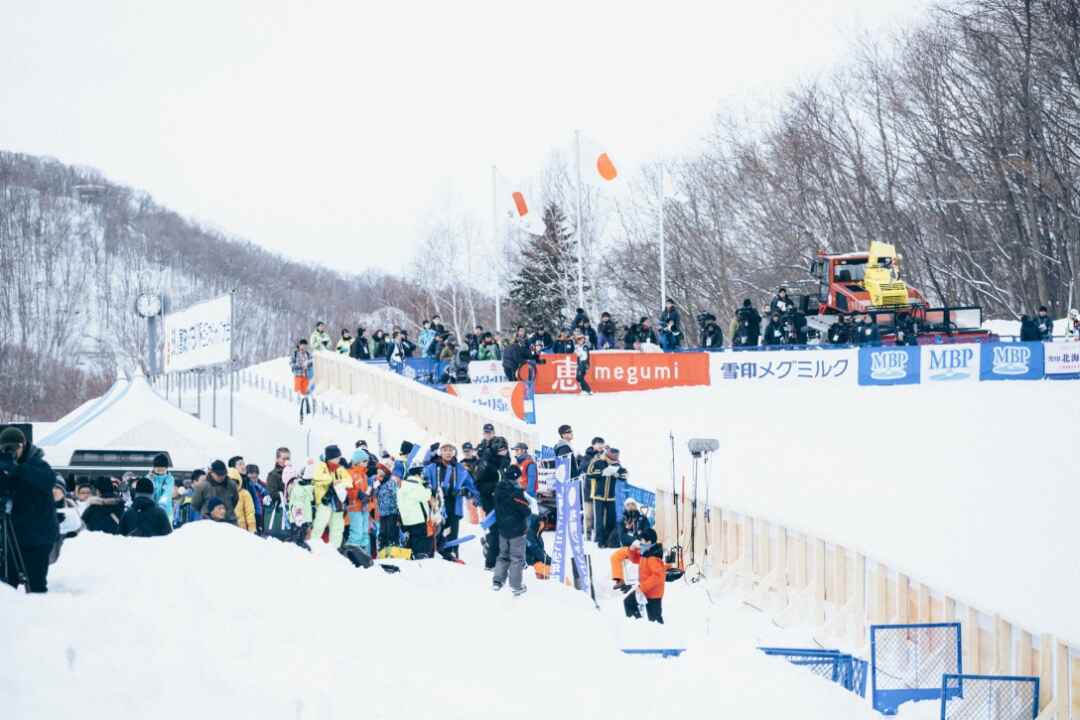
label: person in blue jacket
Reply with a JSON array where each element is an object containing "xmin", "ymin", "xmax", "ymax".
[
  {"xmin": 149, "ymin": 454, "xmax": 175, "ymax": 521},
  {"xmin": 422, "ymin": 444, "xmax": 478, "ymax": 560}
]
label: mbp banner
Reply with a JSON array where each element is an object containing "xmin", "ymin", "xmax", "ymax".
[
  {"xmin": 445, "ymin": 382, "xmax": 530, "ymax": 422},
  {"xmin": 550, "ymin": 455, "xmax": 590, "ymax": 594},
  {"xmin": 164, "ymin": 294, "xmax": 232, "ymax": 372},
  {"xmin": 714, "ymin": 348, "xmax": 857, "ymax": 385},
  {"xmin": 858, "ymin": 346, "xmax": 920, "ymax": 386},
  {"xmin": 534, "ymin": 351, "xmax": 709, "ymax": 394},
  {"xmin": 979, "ymin": 342, "xmax": 1044, "ymax": 381},
  {"xmin": 921, "ymin": 343, "xmax": 980, "ymax": 383},
  {"xmin": 1044, "ymin": 341, "xmax": 1080, "ymax": 379}
]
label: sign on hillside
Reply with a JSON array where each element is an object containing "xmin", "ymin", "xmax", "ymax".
[{"xmin": 163, "ymin": 294, "xmax": 233, "ymax": 372}]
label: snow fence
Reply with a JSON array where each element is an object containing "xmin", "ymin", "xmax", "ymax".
[
  {"xmin": 651, "ymin": 493, "xmax": 1080, "ymax": 719},
  {"xmin": 314, "ymin": 352, "xmax": 538, "ymax": 449}
]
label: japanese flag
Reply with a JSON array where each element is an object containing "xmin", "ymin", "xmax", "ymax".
[{"xmin": 579, "ymin": 134, "xmax": 620, "ymax": 186}]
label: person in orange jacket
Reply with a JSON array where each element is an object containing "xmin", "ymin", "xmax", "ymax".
[
  {"xmin": 622, "ymin": 528, "xmax": 665, "ymax": 624},
  {"xmin": 344, "ymin": 450, "xmax": 372, "ymax": 554}
]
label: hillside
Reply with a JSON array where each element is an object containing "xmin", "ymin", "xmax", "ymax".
[{"xmin": 0, "ymin": 152, "xmax": 464, "ymax": 421}]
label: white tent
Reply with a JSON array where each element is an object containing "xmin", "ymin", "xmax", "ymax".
[{"xmin": 38, "ymin": 374, "xmax": 237, "ymax": 470}]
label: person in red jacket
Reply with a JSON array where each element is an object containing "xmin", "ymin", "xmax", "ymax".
[{"xmin": 623, "ymin": 528, "xmax": 665, "ymax": 624}]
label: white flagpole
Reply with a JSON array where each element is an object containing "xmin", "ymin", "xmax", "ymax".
[
  {"xmin": 492, "ymin": 164, "xmax": 501, "ymax": 333},
  {"xmin": 659, "ymin": 163, "xmax": 667, "ymax": 314},
  {"xmin": 575, "ymin": 129, "xmax": 585, "ymax": 310}
]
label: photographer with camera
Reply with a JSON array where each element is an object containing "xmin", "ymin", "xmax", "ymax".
[{"xmin": 0, "ymin": 426, "xmax": 59, "ymax": 593}]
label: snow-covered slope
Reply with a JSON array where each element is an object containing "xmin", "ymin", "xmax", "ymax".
[
  {"xmin": 537, "ymin": 379, "xmax": 1080, "ymax": 646},
  {"xmin": 1, "ymin": 524, "xmax": 891, "ymax": 720}
]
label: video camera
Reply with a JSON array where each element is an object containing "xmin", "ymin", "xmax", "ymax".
[{"xmin": 0, "ymin": 423, "xmax": 33, "ymax": 496}]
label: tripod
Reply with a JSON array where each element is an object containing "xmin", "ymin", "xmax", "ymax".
[{"xmin": 1, "ymin": 497, "xmax": 28, "ymax": 591}]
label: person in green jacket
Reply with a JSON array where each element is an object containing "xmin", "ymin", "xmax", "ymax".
[
  {"xmin": 477, "ymin": 333, "xmax": 501, "ymax": 361},
  {"xmin": 288, "ymin": 463, "xmax": 315, "ymax": 549},
  {"xmin": 396, "ymin": 466, "xmax": 432, "ymax": 558}
]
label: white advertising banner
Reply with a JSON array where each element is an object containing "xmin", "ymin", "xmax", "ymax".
[
  {"xmin": 164, "ymin": 294, "xmax": 233, "ymax": 372},
  {"xmin": 709, "ymin": 347, "xmax": 858, "ymax": 385},
  {"xmin": 1044, "ymin": 341, "xmax": 1080, "ymax": 377},
  {"xmin": 467, "ymin": 360, "xmax": 507, "ymax": 384},
  {"xmin": 920, "ymin": 343, "xmax": 981, "ymax": 383}
]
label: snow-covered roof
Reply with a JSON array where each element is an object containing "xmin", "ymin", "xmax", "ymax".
[{"xmin": 38, "ymin": 374, "xmax": 236, "ymax": 470}]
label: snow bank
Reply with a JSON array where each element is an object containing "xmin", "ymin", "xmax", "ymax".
[
  {"xmin": 0, "ymin": 527, "xmax": 885, "ymax": 720},
  {"xmin": 537, "ymin": 379, "xmax": 1080, "ymax": 646}
]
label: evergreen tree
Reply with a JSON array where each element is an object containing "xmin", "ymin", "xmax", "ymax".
[{"xmin": 509, "ymin": 202, "xmax": 576, "ymax": 330}]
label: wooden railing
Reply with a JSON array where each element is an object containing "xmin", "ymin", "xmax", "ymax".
[{"xmin": 313, "ymin": 352, "xmax": 537, "ymax": 450}]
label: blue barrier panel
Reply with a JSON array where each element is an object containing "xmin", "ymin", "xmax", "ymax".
[
  {"xmin": 759, "ymin": 647, "xmax": 867, "ymax": 696},
  {"xmin": 859, "ymin": 346, "xmax": 921, "ymax": 386},
  {"xmin": 621, "ymin": 648, "xmax": 685, "ymax": 658},
  {"xmin": 940, "ymin": 674, "xmax": 1039, "ymax": 720},
  {"xmin": 871, "ymin": 623, "xmax": 962, "ymax": 715},
  {"xmin": 979, "ymin": 342, "xmax": 1044, "ymax": 381}
]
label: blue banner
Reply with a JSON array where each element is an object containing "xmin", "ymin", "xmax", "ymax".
[
  {"xmin": 551, "ymin": 467, "xmax": 570, "ymax": 584},
  {"xmin": 858, "ymin": 346, "xmax": 921, "ymax": 386},
  {"xmin": 979, "ymin": 342, "xmax": 1045, "ymax": 381}
]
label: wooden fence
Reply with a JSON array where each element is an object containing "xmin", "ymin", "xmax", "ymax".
[{"xmin": 652, "ymin": 489, "xmax": 1078, "ymax": 719}]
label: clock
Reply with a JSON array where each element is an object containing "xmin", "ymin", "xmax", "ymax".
[{"xmin": 135, "ymin": 293, "xmax": 162, "ymax": 318}]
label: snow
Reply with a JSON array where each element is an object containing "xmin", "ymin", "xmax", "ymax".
[
  {"xmin": 537, "ymin": 378, "xmax": 1080, "ymax": 647},
  {"xmin": 1, "ymin": 523, "xmax": 892, "ymax": 720}
]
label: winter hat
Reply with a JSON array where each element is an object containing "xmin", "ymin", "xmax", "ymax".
[
  {"xmin": 324, "ymin": 445, "xmax": 342, "ymax": 462},
  {"xmin": 606, "ymin": 447, "xmax": 620, "ymax": 458},
  {"xmin": 351, "ymin": 448, "xmax": 369, "ymax": 465},
  {"xmin": 53, "ymin": 478, "xmax": 67, "ymax": 493},
  {"xmin": 641, "ymin": 528, "xmax": 658, "ymax": 543},
  {"xmin": 206, "ymin": 497, "xmax": 226, "ymax": 515},
  {"xmin": 134, "ymin": 477, "xmax": 154, "ymax": 496},
  {"xmin": 152, "ymin": 453, "xmax": 169, "ymax": 469},
  {"xmin": 400, "ymin": 441, "xmax": 414, "ymax": 455},
  {"xmin": 93, "ymin": 476, "xmax": 115, "ymax": 497},
  {"xmin": 210, "ymin": 460, "xmax": 228, "ymax": 476},
  {"xmin": 301, "ymin": 463, "xmax": 317, "ymax": 481},
  {"xmin": 407, "ymin": 465, "xmax": 423, "ymax": 478},
  {"xmin": 0, "ymin": 426, "xmax": 26, "ymax": 447},
  {"xmin": 624, "ymin": 498, "xmax": 638, "ymax": 510},
  {"xmin": 512, "ymin": 442, "xmax": 529, "ymax": 452}
]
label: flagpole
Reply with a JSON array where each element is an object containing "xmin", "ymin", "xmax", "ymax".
[
  {"xmin": 659, "ymin": 162, "xmax": 666, "ymax": 314},
  {"xmin": 492, "ymin": 164, "xmax": 501, "ymax": 333},
  {"xmin": 574, "ymin": 129, "xmax": 585, "ymax": 310}
]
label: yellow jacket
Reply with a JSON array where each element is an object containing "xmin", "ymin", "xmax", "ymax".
[
  {"xmin": 313, "ymin": 462, "xmax": 351, "ymax": 507},
  {"xmin": 228, "ymin": 468, "xmax": 257, "ymax": 533}
]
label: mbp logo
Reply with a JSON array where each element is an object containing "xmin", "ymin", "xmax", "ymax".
[
  {"xmin": 928, "ymin": 347, "xmax": 975, "ymax": 381},
  {"xmin": 992, "ymin": 346, "xmax": 1031, "ymax": 375},
  {"xmin": 870, "ymin": 350, "xmax": 909, "ymax": 380}
]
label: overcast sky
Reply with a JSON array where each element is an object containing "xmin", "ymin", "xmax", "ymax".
[{"xmin": 2, "ymin": 0, "xmax": 933, "ymax": 272}]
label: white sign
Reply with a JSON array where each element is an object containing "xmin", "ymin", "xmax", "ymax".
[
  {"xmin": 921, "ymin": 343, "xmax": 980, "ymax": 383},
  {"xmin": 164, "ymin": 294, "xmax": 233, "ymax": 372},
  {"xmin": 1044, "ymin": 342, "xmax": 1080, "ymax": 377},
  {"xmin": 446, "ymin": 381, "xmax": 524, "ymax": 420},
  {"xmin": 467, "ymin": 360, "xmax": 507, "ymax": 384},
  {"xmin": 709, "ymin": 348, "xmax": 857, "ymax": 385}
]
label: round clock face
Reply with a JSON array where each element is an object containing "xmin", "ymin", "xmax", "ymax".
[{"xmin": 136, "ymin": 293, "xmax": 162, "ymax": 317}]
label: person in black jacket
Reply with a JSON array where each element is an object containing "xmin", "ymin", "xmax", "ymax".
[
  {"xmin": 0, "ymin": 426, "xmax": 60, "ymax": 593},
  {"xmin": 350, "ymin": 328, "xmax": 371, "ymax": 360},
  {"xmin": 635, "ymin": 318, "xmax": 660, "ymax": 347},
  {"xmin": 1036, "ymin": 306, "xmax": 1054, "ymax": 340},
  {"xmin": 733, "ymin": 300, "xmax": 762, "ymax": 347},
  {"xmin": 853, "ymin": 315, "xmax": 881, "ymax": 346},
  {"xmin": 659, "ymin": 299, "xmax": 681, "ymax": 334},
  {"xmin": 1019, "ymin": 315, "xmax": 1041, "ymax": 342},
  {"xmin": 502, "ymin": 329, "xmax": 527, "ymax": 381},
  {"xmin": 895, "ymin": 314, "xmax": 919, "ymax": 347},
  {"xmin": 492, "ymin": 464, "xmax": 532, "ymax": 596},
  {"xmin": 826, "ymin": 316, "xmax": 850, "ymax": 345},
  {"xmin": 700, "ymin": 317, "xmax": 724, "ymax": 350},
  {"xmin": 770, "ymin": 287, "xmax": 795, "ymax": 317},
  {"xmin": 81, "ymin": 476, "xmax": 125, "ymax": 534},
  {"xmin": 597, "ymin": 312, "xmax": 617, "ymax": 349},
  {"xmin": 475, "ymin": 435, "xmax": 510, "ymax": 570},
  {"xmin": 571, "ymin": 307, "xmax": 590, "ymax": 331},
  {"xmin": 120, "ymin": 477, "xmax": 173, "ymax": 538},
  {"xmin": 762, "ymin": 313, "xmax": 785, "ymax": 346}
]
